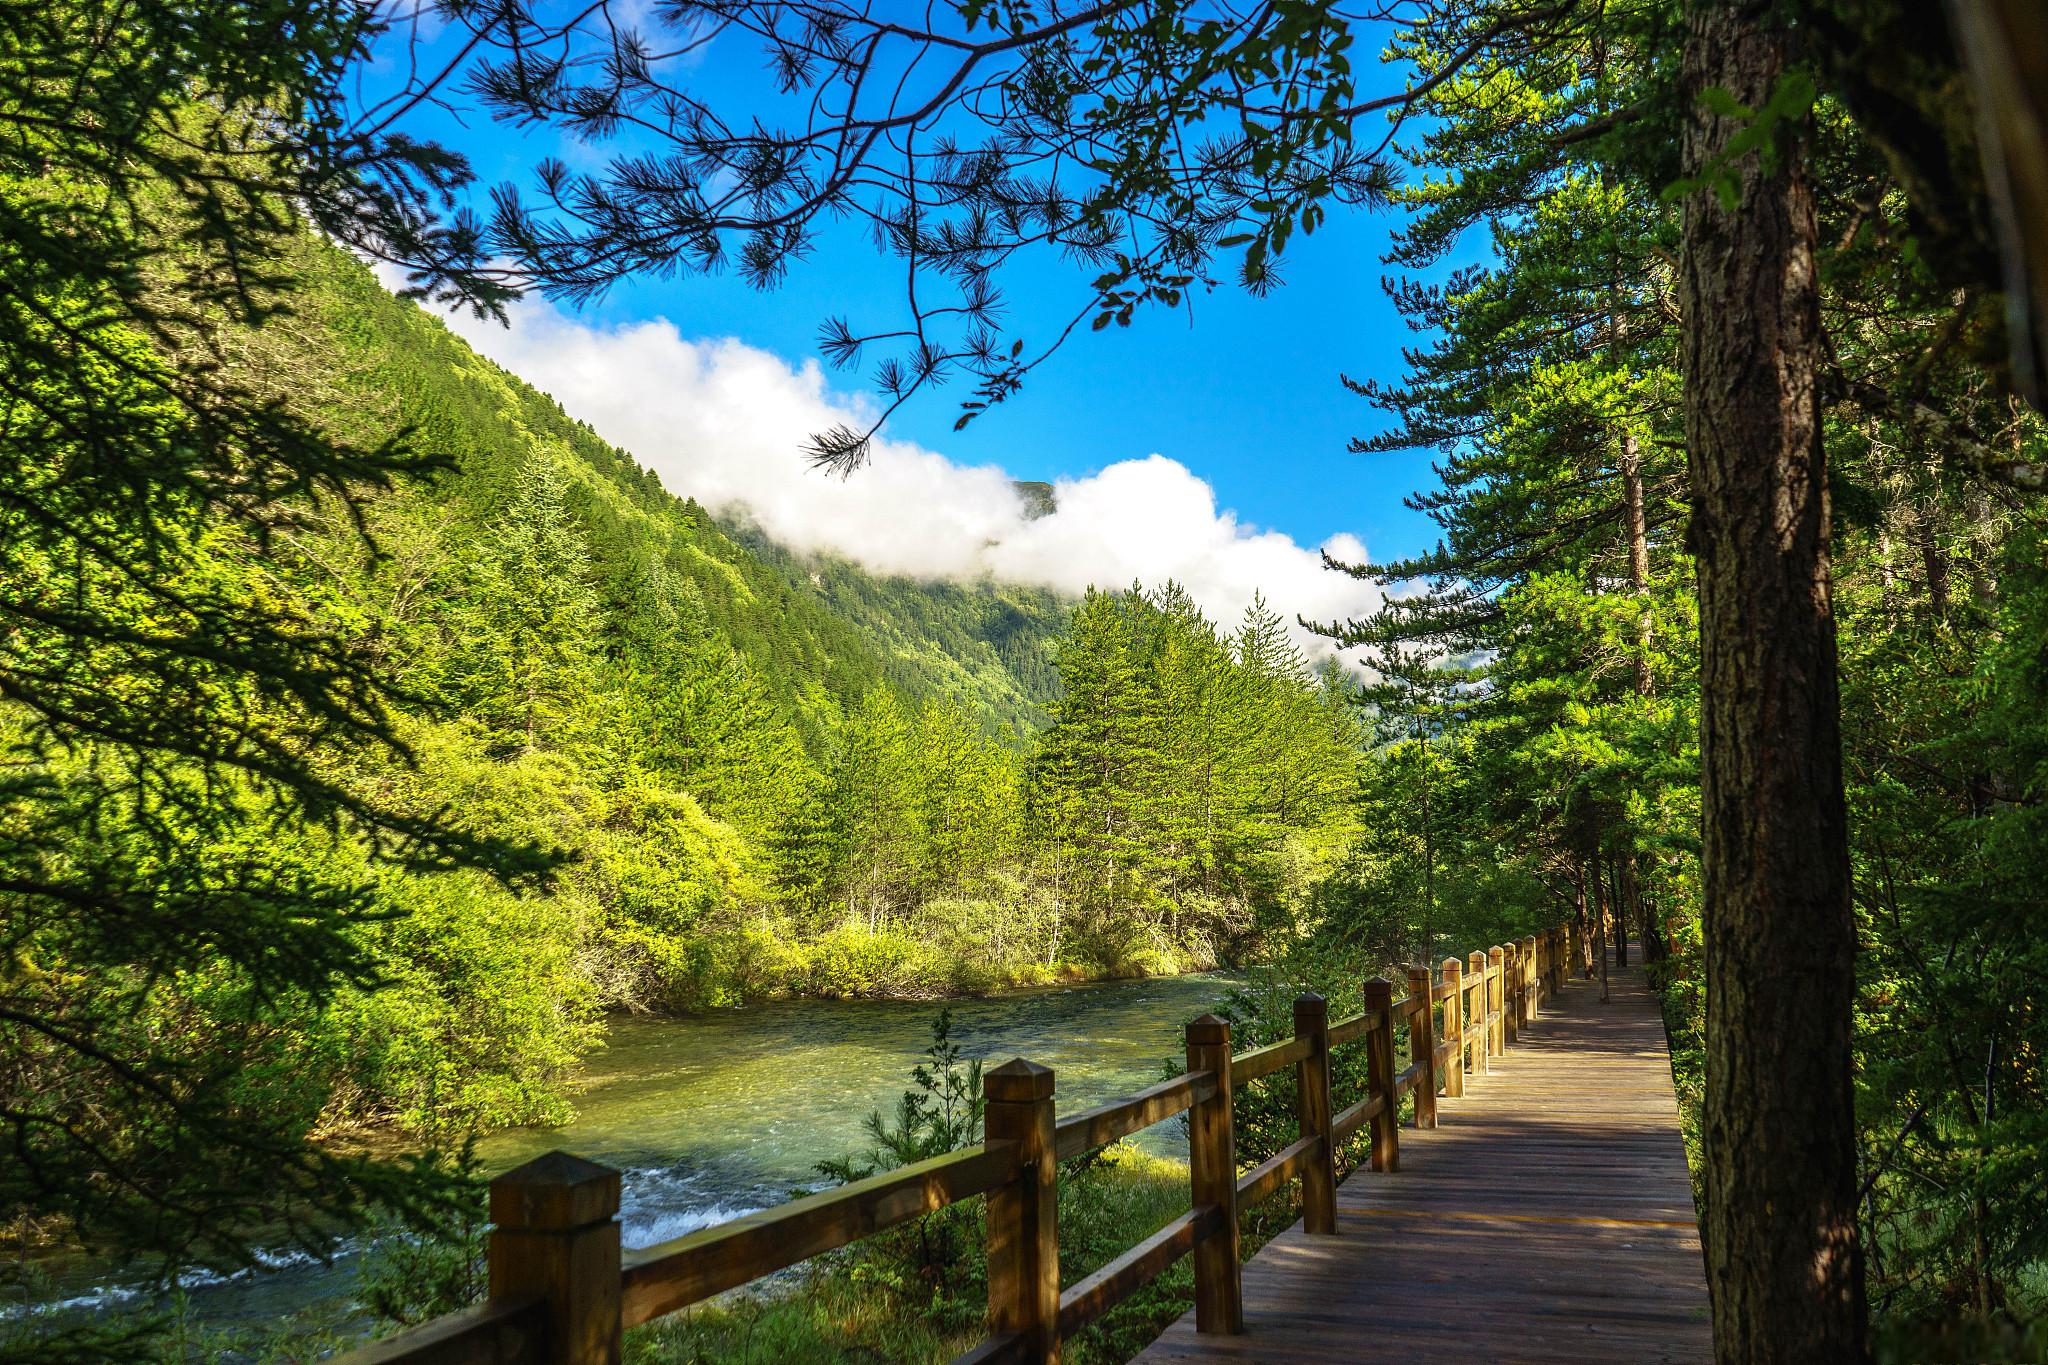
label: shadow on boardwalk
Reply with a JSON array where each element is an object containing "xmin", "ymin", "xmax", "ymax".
[{"xmin": 1133, "ymin": 951, "xmax": 1712, "ymax": 1364}]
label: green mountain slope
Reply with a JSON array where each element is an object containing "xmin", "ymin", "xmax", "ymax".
[{"xmin": 312, "ymin": 249, "xmax": 1065, "ymax": 749}]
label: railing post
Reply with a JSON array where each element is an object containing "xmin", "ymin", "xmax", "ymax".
[
  {"xmin": 1362, "ymin": 977, "xmax": 1400, "ymax": 1172},
  {"xmin": 1406, "ymin": 964, "xmax": 1438, "ymax": 1129},
  {"xmin": 1488, "ymin": 946, "xmax": 1506, "ymax": 1055},
  {"xmin": 985, "ymin": 1059, "xmax": 1059, "ymax": 1363},
  {"xmin": 1469, "ymin": 951, "xmax": 1490, "ymax": 1073},
  {"xmin": 1521, "ymin": 935, "xmax": 1539, "ymax": 1023},
  {"xmin": 1186, "ymin": 1015, "xmax": 1242, "ymax": 1334},
  {"xmin": 488, "ymin": 1152, "xmax": 622, "ymax": 1365},
  {"xmin": 1504, "ymin": 944, "xmax": 1521, "ymax": 1046},
  {"xmin": 1441, "ymin": 956, "xmax": 1465, "ymax": 1098},
  {"xmin": 1293, "ymin": 993, "xmax": 1338, "ymax": 1236}
]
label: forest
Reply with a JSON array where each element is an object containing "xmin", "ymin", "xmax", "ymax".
[
  {"xmin": 3, "ymin": 1, "xmax": 2047, "ymax": 1363},
  {"xmin": 0, "ymin": 221, "xmax": 1364, "ymax": 1165}
]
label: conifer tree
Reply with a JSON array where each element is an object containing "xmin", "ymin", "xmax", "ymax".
[{"xmin": 0, "ymin": 0, "xmax": 531, "ymax": 1286}]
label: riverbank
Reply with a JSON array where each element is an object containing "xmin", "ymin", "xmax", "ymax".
[{"xmin": 690, "ymin": 920, "xmax": 1224, "ymax": 1006}]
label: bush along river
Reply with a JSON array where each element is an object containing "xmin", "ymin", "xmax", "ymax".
[{"xmin": 17, "ymin": 970, "xmax": 1247, "ymax": 1348}]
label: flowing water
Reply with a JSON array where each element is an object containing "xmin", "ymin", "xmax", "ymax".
[{"xmin": 24, "ymin": 970, "xmax": 1247, "ymax": 1343}]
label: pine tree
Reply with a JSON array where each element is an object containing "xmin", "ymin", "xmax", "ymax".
[{"xmin": 453, "ymin": 457, "xmax": 602, "ymax": 753}]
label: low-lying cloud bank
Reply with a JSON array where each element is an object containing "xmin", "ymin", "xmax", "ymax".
[{"xmin": 424, "ymin": 288, "xmax": 1383, "ymax": 661}]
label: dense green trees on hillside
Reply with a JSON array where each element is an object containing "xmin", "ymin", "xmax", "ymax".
[
  {"xmin": 0, "ymin": 0, "xmax": 543, "ymax": 1300},
  {"xmin": 2, "ymin": 148, "xmax": 1365, "ymax": 1343},
  {"xmin": 1033, "ymin": 590, "xmax": 1358, "ymax": 967},
  {"xmin": 287, "ymin": 242, "xmax": 1362, "ymax": 1023}
]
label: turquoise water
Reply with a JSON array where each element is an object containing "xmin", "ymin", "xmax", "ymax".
[{"xmin": 28, "ymin": 970, "xmax": 1246, "ymax": 1342}]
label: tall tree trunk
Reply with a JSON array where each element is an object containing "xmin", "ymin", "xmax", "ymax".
[
  {"xmin": 1576, "ymin": 864, "xmax": 1593, "ymax": 978},
  {"xmin": 1678, "ymin": 5, "xmax": 1870, "ymax": 1360},
  {"xmin": 1594, "ymin": 853, "xmax": 1611, "ymax": 1003},
  {"xmin": 1421, "ymin": 751, "xmax": 1436, "ymax": 967},
  {"xmin": 1612, "ymin": 857, "xmax": 1630, "ymax": 968},
  {"xmin": 1628, "ymin": 855, "xmax": 1662, "ymax": 963},
  {"xmin": 1623, "ymin": 432, "xmax": 1656, "ymax": 695}
]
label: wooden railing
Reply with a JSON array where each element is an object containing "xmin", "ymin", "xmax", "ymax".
[{"xmin": 341, "ymin": 923, "xmax": 1576, "ymax": 1365}]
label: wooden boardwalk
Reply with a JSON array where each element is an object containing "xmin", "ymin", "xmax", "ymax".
[{"xmin": 1134, "ymin": 951, "xmax": 1712, "ymax": 1364}]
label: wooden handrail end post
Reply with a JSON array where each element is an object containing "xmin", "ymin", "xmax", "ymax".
[
  {"xmin": 985, "ymin": 1058, "xmax": 1060, "ymax": 1363},
  {"xmin": 1293, "ymin": 993, "xmax": 1338, "ymax": 1236},
  {"xmin": 1186, "ymin": 1015, "xmax": 1243, "ymax": 1333},
  {"xmin": 488, "ymin": 1151, "xmax": 623, "ymax": 1365}
]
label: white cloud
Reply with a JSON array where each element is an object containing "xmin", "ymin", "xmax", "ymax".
[{"xmin": 418, "ymin": 286, "xmax": 1384, "ymax": 661}]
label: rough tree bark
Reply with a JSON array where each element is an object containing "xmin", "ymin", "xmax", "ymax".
[
  {"xmin": 1623, "ymin": 431, "xmax": 1657, "ymax": 696},
  {"xmin": 1677, "ymin": 3, "xmax": 1870, "ymax": 1360},
  {"xmin": 1595, "ymin": 852, "xmax": 1611, "ymax": 1003}
]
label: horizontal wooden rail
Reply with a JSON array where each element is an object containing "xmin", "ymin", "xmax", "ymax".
[
  {"xmin": 952, "ymin": 1333, "xmax": 1028, "ymax": 1365},
  {"xmin": 1054, "ymin": 1072, "xmax": 1211, "ymax": 1161},
  {"xmin": 619, "ymin": 1141, "xmax": 1020, "ymax": 1327},
  {"xmin": 1331, "ymin": 1090, "xmax": 1386, "ymax": 1143},
  {"xmin": 342, "ymin": 1298, "xmax": 547, "ymax": 1364},
  {"xmin": 338, "ymin": 922, "xmax": 1572, "ymax": 1365},
  {"xmin": 1235, "ymin": 1135, "xmax": 1321, "ymax": 1208},
  {"xmin": 1056, "ymin": 1203, "xmax": 1225, "ymax": 1339},
  {"xmin": 1228, "ymin": 1034, "xmax": 1313, "ymax": 1086},
  {"xmin": 1327, "ymin": 1008, "xmax": 1383, "ymax": 1047}
]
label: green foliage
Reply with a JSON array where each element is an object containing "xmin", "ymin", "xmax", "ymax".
[
  {"xmin": 0, "ymin": 0, "xmax": 532, "ymax": 1301},
  {"xmin": 1337, "ymin": 0, "xmax": 2048, "ymax": 1344},
  {"xmin": 7, "ymin": 139, "xmax": 1368, "ymax": 1357},
  {"xmin": 354, "ymin": 1148, "xmax": 490, "ymax": 1331},
  {"xmin": 1030, "ymin": 587, "xmax": 1360, "ymax": 972}
]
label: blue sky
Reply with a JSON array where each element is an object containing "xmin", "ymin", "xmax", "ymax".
[{"xmin": 354, "ymin": 7, "xmax": 1464, "ymax": 650}]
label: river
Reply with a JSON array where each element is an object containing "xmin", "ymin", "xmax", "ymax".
[{"xmin": 26, "ymin": 970, "xmax": 1247, "ymax": 1345}]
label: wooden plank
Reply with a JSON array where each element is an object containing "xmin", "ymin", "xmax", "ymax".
[
  {"xmin": 1131, "ymin": 949, "xmax": 1712, "ymax": 1365},
  {"xmin": 1327, "ymin": 1009, "xmax": 1381, "ymax": 1048},
  {"xmin": 1235, "ymin": 1135, "xmax": 1318, "ymax": 1208},
  {"xmin": 1056, "ymin": 1204, "xmax": 1223, "ymax": 1339},
  {"xmin": 621, "ymin": 1142, "xmax": 1019, "ymax": 1326},
  {"xmin": 1330, "ymin": 1090, "xmax": 1384, "ymax": 1144},
  {"xmin": 1229, "ymin": 1035, "xmax": 1313, "ymax": 1086},
  {"xmin": 1055, "ymin": 1072, "xmax": 1210, "ymax": 1161}
]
